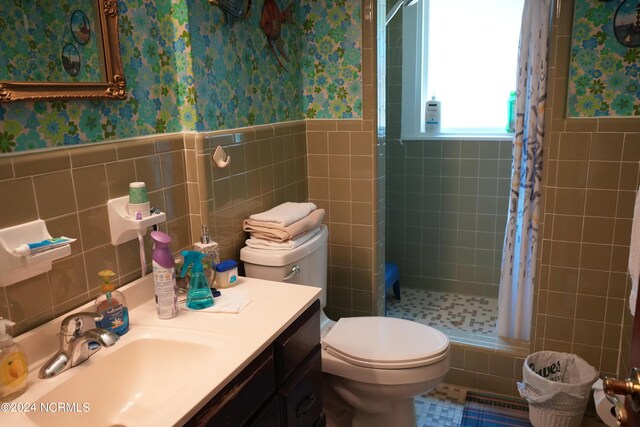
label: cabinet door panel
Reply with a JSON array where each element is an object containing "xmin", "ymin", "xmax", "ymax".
[
  {"xmin": 279, "ymin": 347, "xmax": 323, "ymax": 427},
  {"xmin": 187, "ymin": 347, "xmax": 275, "ymax": 427},
  {"xmin": 248, "ymin": 395, "xmax": 281, "ymax": 427},
  {"xmin": 275, "ymin": 300, "xmax": 321, "ymax": 386}
]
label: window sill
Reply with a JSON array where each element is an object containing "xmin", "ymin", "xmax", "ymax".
[{"xmin": 401, "ymin": 133, "xmax": 514, "ymax": 142}]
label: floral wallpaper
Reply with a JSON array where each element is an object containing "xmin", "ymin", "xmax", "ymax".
[
  {"xmin": 567, "ymin": 0, "xmax": 640, "ymax": 117},
  {"xmin": 0, "ymin": 0, "xmax": 363, "ymax": 153},
  {"xmin": 1, "ymin": 1, "xmax": 102, "ymax": 83},
  {"xmin": 0, "ymin": 0, "xmax": 189, "ymax": 151},
  {"xmin": 187, "ymin": 0, "xmax": 304, "ymax": 130},
  {"xmin": 301, "ymin": 0, "xmax": 362, "ymax": 119}
]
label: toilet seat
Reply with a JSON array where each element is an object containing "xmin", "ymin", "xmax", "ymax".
[{"xmin": 322, "ymin": 317, "xmax": 449, "ymax": 369}]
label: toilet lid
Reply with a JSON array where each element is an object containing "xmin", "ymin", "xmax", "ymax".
[{"xmin": 322, "ymin": 317, "xmax": 449, "ymax": 369}]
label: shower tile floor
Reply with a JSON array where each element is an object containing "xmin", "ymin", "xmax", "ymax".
[
  {"xmin": 386, "ymin": 287, "xmax": 530, "ymax": 356},
  {"xmin": 385, "ymin": 288, "xmax": 499, "ymax": 335}
]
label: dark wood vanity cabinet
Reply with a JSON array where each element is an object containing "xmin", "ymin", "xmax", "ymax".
[{"xmin": 186, "ymin": 300, "xmax": 324, "ymax": 427}]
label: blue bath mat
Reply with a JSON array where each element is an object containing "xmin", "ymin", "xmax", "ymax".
[{"xmin": 461, "ymin": 392, "xmax": 532, "ymax": 427}]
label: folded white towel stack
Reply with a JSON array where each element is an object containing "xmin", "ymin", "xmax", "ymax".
[
  {"xmin": 629, "ymin": 186, "xmax": 640, "ymax": 316},
  {"xmin": 249, "ymin": 202, "xmax": 317, "ymax": 227},
  {"xmin": 244, "ymin": 202, "xmax": 324, "ymax": 251}
]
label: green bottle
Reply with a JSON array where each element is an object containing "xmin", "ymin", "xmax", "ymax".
[
  {"xmin": 180, "ymin": 251, "xmax": 214, "ymax": 310},
  {"xmin": 507, "ymin": 91, "xmax": 516, "ymax": 133}
]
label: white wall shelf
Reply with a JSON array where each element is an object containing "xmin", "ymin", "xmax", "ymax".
[
  {"xmin": 0, "ymin": 220, "xmax": 72, "ymax": 287},
  {"xmin": 107, "ymin": 195, "xmax": 166, "ymax": 245}
]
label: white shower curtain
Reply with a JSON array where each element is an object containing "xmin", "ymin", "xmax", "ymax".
[{"xmin": 497, "ymin": 0, "xmax": 550, "ymax": 341}]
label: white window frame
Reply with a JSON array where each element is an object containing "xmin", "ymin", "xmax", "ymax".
[{"xmin": 401, "ymin": 1, "xmax": 516, "ymax": 140}]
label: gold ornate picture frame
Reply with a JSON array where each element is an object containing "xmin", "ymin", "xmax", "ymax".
[{"xmin": 0, "ymin": 0, "xmax": 127, "ymax": 103}]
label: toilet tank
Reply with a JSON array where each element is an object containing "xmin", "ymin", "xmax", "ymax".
[{"xmin": 240, "ymin": 225, "xmax": 328, "ymax": 307}]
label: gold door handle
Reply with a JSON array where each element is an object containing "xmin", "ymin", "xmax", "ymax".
[{"xmin": 603, "ymin": 367, "xmax": 640, "ymax": 426}]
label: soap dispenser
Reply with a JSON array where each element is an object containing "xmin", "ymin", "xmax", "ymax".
[
  {"xmin": 194, "ymin": 225, "xmax": 220, "ymax": 265},
  {"xmin": 94, "ymin": 270, "xmax": 129, "ymax": 336},
  {"xmin": 0, "ymin": 319, "xmax": 28, "ymax": 401},
  {"xmin": 181, "ymin": 250, "xmax": 215, "ymax": 310},
  {"xmin": 193, "ymin": 225, "xmax": 219, "ymax": 286}
]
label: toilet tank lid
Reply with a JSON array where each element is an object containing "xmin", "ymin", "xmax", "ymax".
[
  {"xmin": 322, "ymin": 317, "xmax": 449, "ymax": 369},
  {"xmin": 240, "ymin": 225, "xmax": 328, "ymax": 267}
]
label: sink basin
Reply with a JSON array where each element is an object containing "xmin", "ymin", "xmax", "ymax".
[{"xmin": 26, "ymin": 326, "xmax": 232, "ymax": 427}]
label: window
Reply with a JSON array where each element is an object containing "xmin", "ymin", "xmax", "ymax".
[{"xmin": 401, "ymin": 0, "xmax": 525, "ymax": 138}]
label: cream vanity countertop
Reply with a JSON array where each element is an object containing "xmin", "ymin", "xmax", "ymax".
[{"xmin": 1, "ymin": 275, "xmax": 320, "ymax": 427}]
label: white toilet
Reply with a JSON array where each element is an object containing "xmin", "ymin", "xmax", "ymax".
[{"xmin": 240, "ymin": 225, "xmax": 450, "ymax": 427}]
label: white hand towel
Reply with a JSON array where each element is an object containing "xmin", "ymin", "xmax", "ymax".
[
  {"xmin": 249, "ymin": 202, "xmax": 317, "ymax": 227},
  {"xmin": 180, "ymin": 287, "xmax": 252, "ymax": 314},
  {"xmin": 628, "ymin": 186, "xmax": 640, "ymax": 316},
  {"xmin": 245, "ymin": 227, "xmax": 321, "ymax": 250}
]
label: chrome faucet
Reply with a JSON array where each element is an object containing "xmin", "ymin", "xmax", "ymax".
[{"xmin": 38, "ymin": 312, "xmax": 119, "ymax": 379}]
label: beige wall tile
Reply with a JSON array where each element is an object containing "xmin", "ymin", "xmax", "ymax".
[
  {"xmin": 587, "ymin": 161, "xmax": 620, "ymax": 189},
  {"xmin": 351, "ymin": 156, "xmax": 373, "ymax": 179},
  {"xmin": 553, "ymin": 188, "xmax": 585, "ymax": 215},
  {"xmin": 329, "ymin": 178, "xmax": 351, "ymax": 201},
  {"xmin": 575, "ymin": 295, "xmax": 606, "ymax": 321},
  {"xmin": 106, "ymin": 160, "xmax": 136, "ymax": 198},
  {"xmin": 13, "ymin": 149, "xmax": 70, "ymax": 177},
  {"xmin": 328, "ymin": 132, "xmax": 350, "ymax": 154},
  {"xmin": 352, "ymin": 225, "xmax": 373, "ymax": 247},
  {"xmin": 0, "ymin": 177, "xmax": 38, "ymax": 229},
  {"xmin": 579, "ymin": 243, "xmax": 612, "ymax": 271},
  {"xmin": 488, "ymin": 354, "xmax": 516, "ymax": 379},
  {"xmin": 308, "ymin": 154, "xmax": 329, "ymax": 177},
  {"xmin": 544, "ymin": 315, "xmax": 574, "ymax": 342},
  {"xmin": 577, "ymin": 269, "xmax": 609, "ymax": 296},
  {"xmin": 6, "ymin": 274, "xmax": 52, "ymax": 323},
  {"xmin": 464, "ymin": 349, "xmax": 489, "ymax": 373},
  {"xmin": 308, "ymin": 177, "xmax": 329, "ymax": 200},
  {"xmin": 73, "ymin": 165, "xmax": 108, "ymax": 210},
  {"xmin": 307, "ymin": 132, "xmax": 328, "ymax": 154},
  {"xmin": 135, "ymin": 155, "xmax": 163, "ymax": 192},
  {"xmin": 351, "ymin": 179, "xmax": 374, "ymax": 203},
  {"xmin": 582, "ymin": 217, "xmax": 614, "ymax": 244},
  {"xmin": 33, "ymin": 171, "xmax": 76, "ymax": 219},
  {"xmin": 0, "ymin": 157, "xmax": 14, "ymax": 180},
  {"xmin": 78, "ymin": 206, "xmax": 111, "ymax": 250},
  {"xmin": 328, "ymin": 155, "xmax": 351, "ymax": 178},
  {"xmin": 590, "ymin": 133, "xmax": 623, "ymax": 161},
  {"xmin": 115, "ymin": 138, "xmax": 155, "ymax": 160},
  {"xmin": 48, "ymin": 255, "xmax": 88, "ymax": 306},
  {"xmin": 550, "ymin": 214, "xmax": 582, "ymax": 242},
  {"xmin": 154, "ymin": 134, "xmax": 184, "ymax": 153},
  {"xmin": 555, "ymin": 160, "xmax": 588, "ymax": 188},
  {"xmin": 351, "ymin": 132, "xmax": 373, "ymax": 155},
  {"xmin": 167, "ymin": 216, "xmax": 192, "ymax": 253},
  {"xmin": 330, "ymin": 201, "xmax": 351, "ymax": 224},
  {"xmin": 546, "ymin": 291, "xmax": 576, "ymax": 318},
  {"xmin": 584, "ymin": 189, "xmax": 617, "ymax": 217},
  {"xmin": 550, "ymin": 241, "xmax": 581, "ymax": 268},
  {"xmin": 71, "ymin": 143, "xmax": 117, "ymax": 167},
  {"xmin": 559, "ymin": 133, "xmax": 590, "ymax": 160},
  {"xmin": 623, "ymin": 133, "xmax": 640, "ymax": 161}
]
